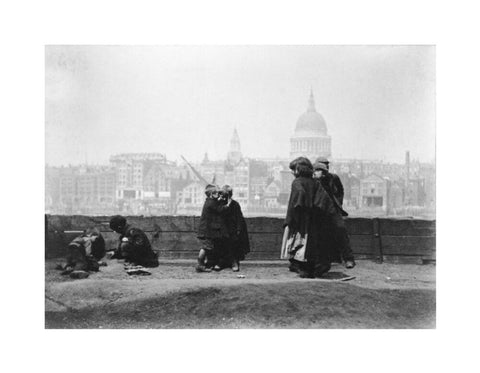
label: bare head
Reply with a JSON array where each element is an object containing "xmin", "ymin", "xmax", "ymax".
[
  {"xmin": 205, "ymin": 184, "xmax": 219, "ymax": 198},
  {"xmin": 109, "ymin": 215, "xmax": 127, "ymax": 234},
  {"xmin": 290, "ymin": 157, "xmax": 313, "ymax": 178},
  {"xmin": 221, "ymin": 184, "xmax": 233, "ymax": 198}
]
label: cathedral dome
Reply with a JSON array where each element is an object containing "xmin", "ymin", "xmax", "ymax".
[
  {"xmin": 290, "ymin": 90, "xmax": 332, "ymax": 162},
  {"xmin": 295, "ymin": 111, "xmax": 327, "ymax": 135},
  {"xmin": 294, "ymin": 91, "xmax": 328, "ymax": 136}
]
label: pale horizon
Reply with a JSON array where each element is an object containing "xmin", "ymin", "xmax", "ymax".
[{"xmin": 46, "ymin": 45, "xmax": 435, "ymax": 166}]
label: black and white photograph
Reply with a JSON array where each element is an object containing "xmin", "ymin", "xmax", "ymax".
[
  {"xmin": 4, "ymin": 1, "xmax": 479, "ymax": 372},
  {"xmin": 44, "ymin": 45, "xmax": 436, "ymax": 329}
]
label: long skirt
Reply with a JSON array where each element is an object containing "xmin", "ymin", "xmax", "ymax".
[{"xmin": 280, "ymin": 226, "xmax": 308, "ymax": 262}]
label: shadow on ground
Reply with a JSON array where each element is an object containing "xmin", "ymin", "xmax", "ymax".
[{"xmin": 45, "ymin": 259, "xmax": 435, "ymax": 329}]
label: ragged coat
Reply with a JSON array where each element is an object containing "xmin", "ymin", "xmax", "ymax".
[
  {"xmin": 116, "ymin": 225, "xmax": 159, "ymax": 267},
  {"xmin": 284, "ymin": 176, "xmax": 316, "ymax": 237},
  {"xmin": 224, "ymin": 199, "xmax": 250, "ymax": 261},
  {"xmin": 197, "ymin": 197, "xmax": 231, "ymax": 239}
]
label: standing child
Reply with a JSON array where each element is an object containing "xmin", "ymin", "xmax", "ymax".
[
  {"xmin": 220, "ymin": 185, "xmax": 250, "ymax": 272},
  {"xmin": 196, "ymin": 184, "xmax": 232, "ymax": 272}
]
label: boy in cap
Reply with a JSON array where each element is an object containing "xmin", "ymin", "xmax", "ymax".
[
  {"xmin": 109, "ymin": 215, "xmax": 159, "ymax": 268},
  {"xmin": 196, "ymin": 184, "xmax": 232, "ymax": 272},
  {"xmin": 314, "ymin": 156, "xmax": 345, "ymax": 207},
  {"xmin": 313, "ymin": 159, "xmax": 356, "ymax": 269}
]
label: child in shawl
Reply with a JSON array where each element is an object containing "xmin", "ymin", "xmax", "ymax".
[{"xmin": 196, "ymin": 184, "xmax": 232, "ymax": 272}]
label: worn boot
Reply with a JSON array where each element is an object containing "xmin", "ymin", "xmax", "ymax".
[
  {"xmin": 288, "ymin": 260, "xmax": 300, "ymax": 273},
  {"xmin": 345, "ymin": 260, "xmax": 356, "ymax": 269},
  {"xmin": 195, "ymin": 265, "xmax": 212, "ymax": 273},
  {"xmin": 314, "ymin": 263, "xmax": 331, "ymax": 278}
]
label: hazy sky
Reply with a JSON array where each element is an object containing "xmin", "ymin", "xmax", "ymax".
[{"xmin": 45, "ymin": 45, "xmax": 435, "ymax": 166}]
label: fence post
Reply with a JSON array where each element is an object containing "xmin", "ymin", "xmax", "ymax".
[{"xmin": 372, "ymin": 218, "xmax": 383, "ymax": 263}]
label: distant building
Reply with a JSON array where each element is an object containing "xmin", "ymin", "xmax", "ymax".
[
  {"xmin": 279, "ymin": 170, "xmax": 294, "ymax": 193},
  {"xmin": 264, "ymin": 180, "xmax": 282, "ymax": 208},
  {"xmin": 110, "ymin": 153, "xmax": 169, "ymax": 201},
  {"xmin": 360, "ymin": 174, "xmax": 388, "ymax": 210},
  {"xmin": 290, "ymin": 90, "xmax": 332, "ymax": 162},
  {"xmin": 224, "ymin": 129, "xmax": 250, "ymax": 206},
  {"xmin": 176, "ymin": 181, "xmax": 205, "ymax": 215},
  {"xmin": 224, "ymin": 158, "xmax": 250, "ymax": 207},
  {"xmin": 45, "ymin": 165, "xmax": 116, "ymax": 214},
  {"xmin": 249, "ymin": 176, "xmax": 268, "ymax": 206},
  {"xmin": 199, "ymin": 153, "xmax": 225, "ymax": 186},
  {"xmin": 338, "ymin": 172, "xmax": 360, "ymax": 209},
  {"xmin": 387, "ymin": 180, "xmax": 404, "ymax": 213},
  {"xmin": 45, "ymin": 166, "xmax": 61, "ymax": 213},
  {"xmin": 419, "ymin": 163, "xmax": 436, "ymax": 209},
  {"xmin": 248, "ymin": 159, "xmax": 269, "ymax": 205}
]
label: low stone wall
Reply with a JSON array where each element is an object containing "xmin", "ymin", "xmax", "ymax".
[{"xmin": 45, "ymin": 215, "xmax": 436, "ymax": 264}]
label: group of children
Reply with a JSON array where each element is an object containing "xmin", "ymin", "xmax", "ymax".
[
  {"xmin": 196, "ymin": 184, "xmax": 250, "ymax": 272},
  {"xmin": 56, "ymin": 184, "xmax": 250, "ymax": 278}
]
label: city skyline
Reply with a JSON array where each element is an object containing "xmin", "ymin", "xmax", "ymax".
[
  {"xmin": 44, "ymin": 143, "xmax": 433, "ymax": 168},
  {"xmin": 46, "ymin": 45, "xmax": 435, "ymax": 166}
]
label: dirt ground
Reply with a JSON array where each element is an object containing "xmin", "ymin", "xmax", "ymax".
[{"xmin": 45, "ymin": 258, "xmax": 435, "ymax": 329}]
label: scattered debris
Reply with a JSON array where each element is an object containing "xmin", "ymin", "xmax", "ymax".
[
  {"xmin": 69, "ymin": 270, "xmax": 90, "ymax": 279},
  {"xmin": 124, "ymin": 263, "xmax": 151, "ymax": 276}
]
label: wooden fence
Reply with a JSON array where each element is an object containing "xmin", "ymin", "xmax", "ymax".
[{"xmin": 45, "ymin": 215, "xmax": 436, "ymax": 264}]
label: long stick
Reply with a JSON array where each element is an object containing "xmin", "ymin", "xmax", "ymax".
[{"xmin": 180, "ymin": 155, "xmax": 209, "ymax": 186}]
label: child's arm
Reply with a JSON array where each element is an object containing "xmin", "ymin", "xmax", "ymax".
[{"xmin": 207, "ymin": 198, "xmax": 232, "ymax": 214}]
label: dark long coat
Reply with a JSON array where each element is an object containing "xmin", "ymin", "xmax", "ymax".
[
  {"xmin": 197, "ymin": 197, "xmax": 230, "ymax": 239},
  {"xmin": 224, "ymin": 199, "xmax": 250, "ymax": 261},
  {"xmin": 284, "ymin": 176, "xmax": 317, "ymax": 263},
  {"xmin": 321, "ymin": 172, "xmax": 345, "ymax": 208},
  {"xmin": 284, "ymin": 176, "xmax": 316, "ymax": 236},
  {"xmin": 309, "ymin": 180, "xmax": 343, "ymax": 264}
]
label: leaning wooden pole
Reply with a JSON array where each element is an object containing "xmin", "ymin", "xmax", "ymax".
[{"xmin": 180, "ymin": 155, "xmax": 210, "ymax": 186}]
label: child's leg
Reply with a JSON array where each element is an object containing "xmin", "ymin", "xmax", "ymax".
[
  {"xmin": 196, "ymin": 239, "xmax": 213, "ymax": 272},
  {"xmin": 205, "ymin": 250, "xmax": 218, "ymax": 269},
  {"xmin": 197, "ymin": 248, "xmax": 207, "ymax": 266}
]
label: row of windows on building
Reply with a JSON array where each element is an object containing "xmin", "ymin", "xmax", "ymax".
[{"xmin": 291, "ymin": 139, "xmax": 330, "ymax": 152}]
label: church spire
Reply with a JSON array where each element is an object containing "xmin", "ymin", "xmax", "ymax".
[
  {"xmin": 307, "ymin": 87, "xmax": 316, "ymax": 111},
  {"xmin": 307, "ymin": 88, "xmax": 316, "ymax": 112},
  {"xmin": 227, "ymin": 127, "xmax": 242, "ymax": 164},
  {"xmin": 230, "ymin": 127, "xmax": 241, "ymax": 153}
]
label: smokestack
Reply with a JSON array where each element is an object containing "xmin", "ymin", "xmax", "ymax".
[{"xmin": 405, "ymin": 151, "xmax": 410, "ymax": 183}]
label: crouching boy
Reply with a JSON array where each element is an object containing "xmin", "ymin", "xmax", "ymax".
[
  {"xmin": 57, "ymin": 227, "xmax": 106, "ymax": 279},
  {"xmin": 196, "ymin": 184, "xmax": 232, "ymax": 272},
  {"xmin": 109, "ymin": 215, "xmax": 159, "ymax": 268}
]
